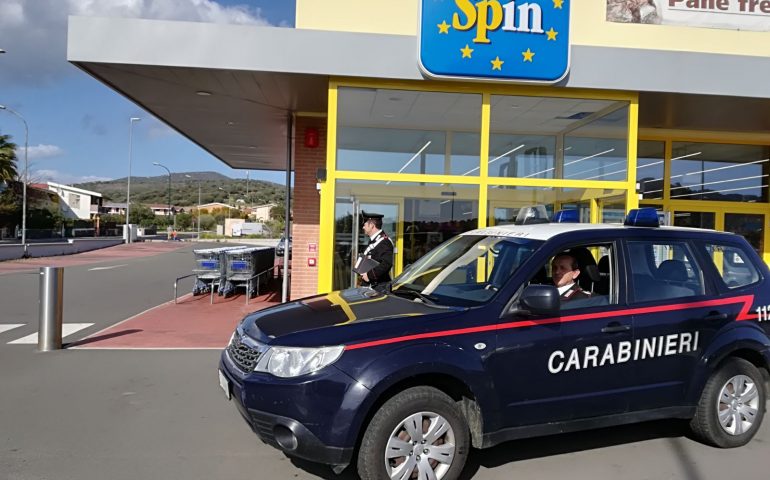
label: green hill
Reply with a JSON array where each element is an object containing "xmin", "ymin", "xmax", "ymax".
[{"xmin": 75, "ymin": 171, "xmax": 289, "ymax": 208}]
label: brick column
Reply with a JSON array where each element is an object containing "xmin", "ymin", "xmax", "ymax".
[{"xmin": 290, "ymin": 116, "xmax": 326, "ymax": 300}]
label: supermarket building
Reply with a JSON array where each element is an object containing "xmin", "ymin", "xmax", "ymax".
[{"xmin": 67, "ymin": 0, "xmax": 770, "ymax": 299}]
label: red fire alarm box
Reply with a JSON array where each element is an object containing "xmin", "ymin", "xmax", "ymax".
[
  {"xmin": 304, "ymin": 127, "xmax": 319, "ymax": 148},
  {"xmin": 308, "ymin": 258, "xmax": 317, "ymax": 267}
]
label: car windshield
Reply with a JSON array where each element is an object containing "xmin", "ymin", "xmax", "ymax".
[{"xmin": 391, "ymin": 234, "xmax": 543, "ymax": 307}]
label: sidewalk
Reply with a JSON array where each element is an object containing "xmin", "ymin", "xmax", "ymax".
[{"xmin": 71, "ymin": 289, "xmax": 280, "ymax": 349}]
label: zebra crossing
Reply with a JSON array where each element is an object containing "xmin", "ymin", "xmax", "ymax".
[{"xmin": 0, "ymin": 323, "xmax": 94, "ymax": 345}]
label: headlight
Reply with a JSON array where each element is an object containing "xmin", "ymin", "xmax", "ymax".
[{"xmin": 254, "ymin": 345, "xmax": 344, "ymax": 378}]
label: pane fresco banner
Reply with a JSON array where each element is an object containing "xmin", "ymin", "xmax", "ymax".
[{"xmin": 606, "ymin": 0, "xmax": 770, "ymax": 32}]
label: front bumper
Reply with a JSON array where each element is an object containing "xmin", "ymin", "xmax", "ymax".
[
  {"xmin": 241, "ymin": 406, "xmax": 354, "ymax": 465},
  {"xmin": 219, "ymin": 350, "xmax": 364, "ymax": 467}
]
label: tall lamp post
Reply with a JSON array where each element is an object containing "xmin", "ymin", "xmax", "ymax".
[
  {"xmin": 126, "ymin": 117, "xmax": 141, "ymax": 243},
  {"xmin": 0, "ymin": 105, "xmax": 29, "ymax": 253},
  {"xmin": 185, "ymin": 174, "xmax": 201, "ymax": 241},
  {"xmin": 218, "ymin": 186, "xmax": 232, "ymax": 219},
  {"xmin": 152, "ymin": 162, "xmax": 172, "ymax": 225}
]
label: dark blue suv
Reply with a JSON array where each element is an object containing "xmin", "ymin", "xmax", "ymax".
[{"xmin": 219, "ymin": 208, "xmax": 770, "ymax": 479}]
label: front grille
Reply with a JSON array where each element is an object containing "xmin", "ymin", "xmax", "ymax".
[{"xmin": 227, "ymin": 336, "xmax": 261, "ymax": 372}]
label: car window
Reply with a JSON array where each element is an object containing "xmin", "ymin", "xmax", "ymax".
[
  {"xmin": 526, "ymin": 243, "xmax": 616, "ymax": 311},
  {"xmin": 700, "ymin": 242, "xmax": 760, "ymax": 289},
  {"xmin": 627, "ymin": 240, "xmax": 705, "ymax": 303},
  {"xmin": 393, "ymin": 235, "xmax": 543, "ymax": 307}
]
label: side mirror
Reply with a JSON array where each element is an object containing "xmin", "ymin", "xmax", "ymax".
[{"xmin": 518, "ymin": 284, "xmax": 560, "ymax": 316}]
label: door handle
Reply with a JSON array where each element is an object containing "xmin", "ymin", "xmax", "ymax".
[
  {"xmin": 703, "ymin": 312, "xmax": 728, "ymax": 322},
  {"xmin": 601, "ymin": 323, "xmax": 631, "ymax": 334}
]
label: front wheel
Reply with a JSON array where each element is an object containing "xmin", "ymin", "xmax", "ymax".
[
  {"xmin": 357, "ymin": 386, "xmax": 470, "ymax": 480},
  {"xmin": 690, "ymin": 358, "xmax": 766, "ymax": 448}
]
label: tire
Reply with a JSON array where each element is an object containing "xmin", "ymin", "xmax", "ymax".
[
  {"xmin": 690, "ymin": 357, "xmax": 766, "ymax": 448},
  {"xmin": 357, "ymin": 386, "xmax": 470, "ymax": 480}
]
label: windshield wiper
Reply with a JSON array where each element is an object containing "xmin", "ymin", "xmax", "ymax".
[{"xmin": 390, "ymin": 287, "xmax": 440, "ymax": 305}]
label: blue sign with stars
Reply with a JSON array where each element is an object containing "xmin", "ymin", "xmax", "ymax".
[{"xmin": 419, "ymin": 0, "xmax": 570, "ymax": 83}]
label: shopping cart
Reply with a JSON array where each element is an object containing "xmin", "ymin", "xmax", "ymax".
[
  {"xmin": 191, "ymin": 246, "xmax": 244, "ymax": 296},
  {"xmin": 219, "ymin": 246, "xmax": 276, "ymax": 299}
]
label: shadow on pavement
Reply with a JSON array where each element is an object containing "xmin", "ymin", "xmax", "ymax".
[
  {"xmin": 459, "ymin": 419, "xmax": 693, "ymax": 479},
  {"xmin": 67, "ymin": 329, "xmax": 143, "ymax": 347},
  {"xmin": 288, "ymin": 419, "xmax": 693, "ymax": 480}
]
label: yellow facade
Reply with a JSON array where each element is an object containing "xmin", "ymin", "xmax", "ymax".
[{"xmin": 296, "ymin": 0, "xmax": 770, "ymax": 57}]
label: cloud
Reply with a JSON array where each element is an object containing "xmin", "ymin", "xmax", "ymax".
[
  {"xmin": 0, "ymin": 0, "xmax": 276, "ymax": 87},
  {"xmin": 27, "ymin": 144, "xmax": 64, "ymax": 160},
  {"xmin": 32, "ymin": 169, "xmax": 113, "ymax": 185}
]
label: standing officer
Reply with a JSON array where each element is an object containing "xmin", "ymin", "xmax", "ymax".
[{"xmin": 358, "ymin": 211, "xmax": 394, "ymax": 289}]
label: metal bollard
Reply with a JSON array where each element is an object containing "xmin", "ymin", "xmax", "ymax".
[{"xmin": 38, "ymin": 266, "xmax": 64, "ymax": 351}]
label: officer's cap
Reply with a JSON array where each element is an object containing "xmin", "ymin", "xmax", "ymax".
[{"xmin": 361, "ymin": 211, "xmax": 384, "ymax": 223}]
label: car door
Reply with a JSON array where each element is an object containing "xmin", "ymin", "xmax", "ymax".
[
  {"xmin": 490, "ymin": 238, "xmax": 636, "ymax": 428},
  {"xmin": 626, "ymin": 236, "xmax": 724, "ymax": 411}
]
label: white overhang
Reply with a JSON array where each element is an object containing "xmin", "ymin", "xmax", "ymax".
[{"xmin": 67, "ymin": 16, "xmax": 770, "ymax": 171}]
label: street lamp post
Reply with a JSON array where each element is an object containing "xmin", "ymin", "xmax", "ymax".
[
  {"xmin": 152, "ymin": 162, "xmax": 172, "ymax": 221},
  {"xmin": 218, "ymin": 187, "xmax": 232, "ymax": 219},
  {"xmin": 126, "ymin": 117, "xmax": 141, "ymax": 243},
  {"xmin": 0, "ymin": 105, "xmax": 29, "ymax": 254},
  {"xmin": 185, "ymin": 174, "xmax": 201, "ymax": 241}
]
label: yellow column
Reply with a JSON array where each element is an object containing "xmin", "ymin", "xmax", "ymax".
[
  {"xmin": 626, "ymin": 95, "xmax": 639, "ymax": 212},
  {"xmin": 318, "ymin": 82, "xmax": 338, "ymax": 293}
]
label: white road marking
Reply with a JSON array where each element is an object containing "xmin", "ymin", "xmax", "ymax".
[
  {"xmin": 8, "ymin": 323, "xmax": 94, "ymax": 344},
  {"xmin": 88, "ymin": 264, "xmax": 128, "ymax": 271},
  {"xmin": 0, "ymin": 324, "xmax": 24, "ymax": 334}
]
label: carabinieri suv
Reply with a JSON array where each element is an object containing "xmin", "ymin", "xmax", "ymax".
[{"xmin": 218, "ymin": 207, "xmax": 770, "ymax": 479}]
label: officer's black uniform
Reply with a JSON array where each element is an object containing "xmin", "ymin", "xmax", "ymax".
[
  {"xmin": 359, "ymin": 212, "xmax": 394, "ymax": 288},
  {"xmin": 560, "ymin": 283, "xmax": 590, "ymax": 302}
]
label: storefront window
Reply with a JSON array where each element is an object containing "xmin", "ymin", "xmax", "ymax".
[
  {"xmin": 564, "ymin": 106, "xmax": 629, "ymax": 182},
  {"xmin": 488, "ymin": 185, "xmax": 626, "ymax": 225},
  {"xmin": 637, "ymin": 141, "xmax": 665, "ymax": 200},
  {"xmin": 670, "ymin": 142, "xmax": 770, "ymax": 202},
  {"xmin": 489, "ymin": 95, "xmax": 629, "ymax": 181},
  {"xmin": 724, "ymin": 213, "xmax": 764, "ymax": 253},
  {"xmin": 333, "ymin": 180, "xmax": 479, "ymax": 290},
  {"xmin": 336, "ymin": 88, "xmax": 481, "ymax": 175},
  {"xmin": 673, "ymin": 211, "xmax": 715, "ymax": 229}
]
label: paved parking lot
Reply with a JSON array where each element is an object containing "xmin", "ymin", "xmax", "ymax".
[{"xmin": 0, "ymin": 243, "xmax": 768, "ymax": 479}]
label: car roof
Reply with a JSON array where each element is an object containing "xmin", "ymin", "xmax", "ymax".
[{"xmin": 461, "ymin": 222, "xmax": 730, "ymax": 242}]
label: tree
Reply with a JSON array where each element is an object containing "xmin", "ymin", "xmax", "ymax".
[
  {"xmin": 270, "ymin": 204, "xmax": 286, "ymax": 222},
  {"xmin": 0, "ymin": 134, "xmax": 19, "ymax": 182},
  {"xmin": 129, "ymin": 203, "xmax": 157, "ymax": 226},
  {"xmin": 199, "ymin": 214, "xmax": 216, "ymax": 230}
]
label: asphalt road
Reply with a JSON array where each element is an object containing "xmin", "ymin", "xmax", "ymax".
[
  {"xmin": 0, "ymin": 244, "xmax": 768, "ymax": 479},
  {"xmin": 0, "ymin": 243, "xmax": 198, "ymax": 343}
]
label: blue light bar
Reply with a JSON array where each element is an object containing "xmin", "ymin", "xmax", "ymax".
[
  {"xmin": 624, "ymin": 207, "xmax": 660, "ymax": 227},
  {"xmin": 552, "ymin": 210, "xmax": 579, "ymax": 223}
]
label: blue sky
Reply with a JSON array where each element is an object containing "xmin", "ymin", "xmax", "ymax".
[{"xmin": 0, "ymin": 0, "xmax": 296, "ymax": 185}]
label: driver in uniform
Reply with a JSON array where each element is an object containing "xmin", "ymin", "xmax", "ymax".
[
  {"xmin": 551, "ymin": 253, "xmax": 590, "ymax": 302},
  {"xmin": 358, "ymin": 211, "xmax": 394, "ymax": 290}
]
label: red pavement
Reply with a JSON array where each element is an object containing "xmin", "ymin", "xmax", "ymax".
[
  {"xmin": 71, "ymin": 290, "xmax": 281, "ymax": 349},
  {"xmin": 0, "ymin": 241, "xmax": 189, "ymax": 275}
]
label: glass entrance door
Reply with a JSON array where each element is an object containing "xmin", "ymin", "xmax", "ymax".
[{"xmin": 333, "ymin": 199, "xmax": 399, "ymax": 290}]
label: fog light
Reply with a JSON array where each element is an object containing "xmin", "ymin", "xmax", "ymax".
[{"xmin": 274, "ymin": 425, "xmax": 298, "ymax": 451}]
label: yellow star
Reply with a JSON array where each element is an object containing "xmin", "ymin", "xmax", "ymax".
[
  {"xmin": 522, "ymin": 48, "xmax": 535, "ymax": 62},
  {"xmin": 546, "ymin": 28, "xmax": 558, "ymax": 41},
  {"xmin": 460, "ymin": 44, "xmax": 474, "ymax": 58},
  {"xmin": 437, "ymin": 20, "xmax": 450, "ymax": 34},
  {"xmin": 491, "ymin": 56, "xmax": 504, "ymax": 71},
  {"xmin": 553, "ymin": 0, "xmax": 564, "ymax": 9}
]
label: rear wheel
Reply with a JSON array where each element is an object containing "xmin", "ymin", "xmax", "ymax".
[
  {"xmin": 357, "ymin": 386, "xmax": 470, "ymax": 480},
  {"xmin": 690, "ymin": 358, "xmax": 766, "ymax": 448}
]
